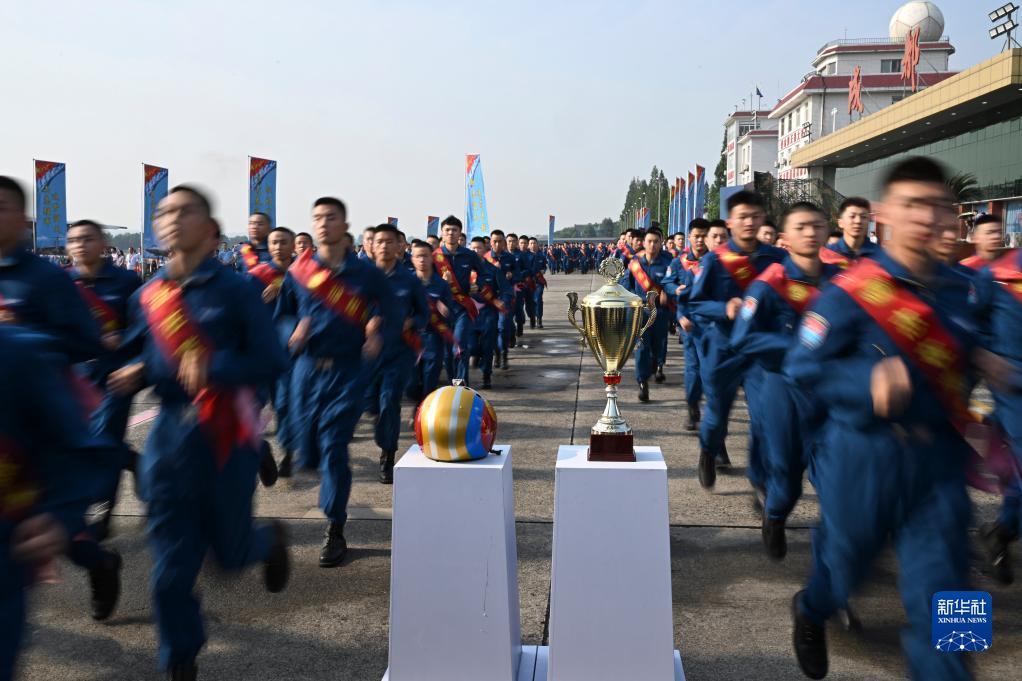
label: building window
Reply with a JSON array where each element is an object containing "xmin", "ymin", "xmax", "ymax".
[
  {"xmin": 881, "ymin": 58, "xmax": 902, "ymax": 73},
  {"xmin": 739, "ymin": 122, "xmax": 754, "ymax": 137},
  {"xmin": 826, "ymin": 63, "xmax": 836, "ymax": 75}
]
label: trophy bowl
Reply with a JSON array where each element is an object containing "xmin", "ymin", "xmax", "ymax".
[{"xmin": 567, "ymin": 258, "xmax": 656, "ymax": 461}]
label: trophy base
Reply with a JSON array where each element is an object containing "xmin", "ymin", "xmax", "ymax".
[{"xmin": 588, "ymin": 431, "xmax": 636, "ymax": 462}]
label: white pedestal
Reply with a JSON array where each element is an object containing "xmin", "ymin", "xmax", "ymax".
[
  {"xmin": 545, "ymin": 445, "xmax": 684, "ymax": 681},
  {"xmin": 384, "ymin": 444, "xmax": 528, "ymax": 681}
]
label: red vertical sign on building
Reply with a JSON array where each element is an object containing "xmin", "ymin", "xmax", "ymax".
[
  {"xmin": 848, "ymin": 65, "xmax": 864, "ymax": 115},
  {"xmin": 901, "ymin": 26, "xmax": 921, "ymax": 93}
]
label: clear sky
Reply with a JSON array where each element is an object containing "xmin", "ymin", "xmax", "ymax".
[{"xmin": 0, "ymin": 0, "xmax": 998, "ymax": 237}]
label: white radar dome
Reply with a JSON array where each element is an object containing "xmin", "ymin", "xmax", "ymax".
[{"xmin": 889, "ymin": 1, "xmax": 945, "ymax": 42}]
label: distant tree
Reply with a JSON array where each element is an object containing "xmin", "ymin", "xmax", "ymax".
[
  {"xmin": 947, "ymin": 172, "xmax": 982, "ymax": 204},
  {"xmin": 706, "ymin": 130, "xmax": 727, "ymax": 220}
]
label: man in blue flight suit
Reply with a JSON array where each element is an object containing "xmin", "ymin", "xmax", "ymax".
[
  {"xmin": 528, "ymin": 237, "xmax": 548, "ymax": 328},
  {"xmin": 435, "ymin": 216, "xmax": 491, "ymax": 386},
  {"xmin": 408, "ymin": 240, "xmax": 454, "ymax": 414},
  {"xmin": 785, "ymin": 158, "xmax": 1014, "ymax": 681},
  {"xmin": 664, "ymin": 219, "xmax": 710, "ymax": 430},
  {"xmin": 108, "ymin": 186, "xmax": 290, "ymax": 681},
  {"xmin": 67, "ymin": 219, "xmax": 143, "ymax": 540},
  {"xmin": 236, "ymin": 211, "xmax": 273, "ymax": 273},
  {"xmin": 488, "ymin": 230, "xmax": 518, "ymax": 370},
  {"xmin": 512, "ymin": 234, "xmax": 538, "ymax": 333},
  {"xmin": 688, "ymin": 193, "xmax": 786, "ymax": 490},
  {"xmin": 726, "ymin": 203, "xmax": 840, "ymax": 560},
  {"xmin": 368, "ymin": 224, "xmax": 428, "ymax": 483},
  {"xmin": 358, "ymin": 226, "xmax": 376, "ymax": 262},
  {"xmin": 275, "ymin": 197, "xmax": 398, "ymax": 569},
  {"xmin": 1, "ymin": 327, "xmax": 121, "ymax": 681},
  {"xmin": 625, "ymin": 228, "xmax": 673, "ymax": 402},
  {"xmin": 823, "ymin": 197, "xmax": 877, "ymax": 264},
  {"xmin": 470, "ymin": 236, "xmax": 504, "ymax": 389},
  {"xmin": 972, "ymin": 246, "xmax": 1022, "ymax": 585}
]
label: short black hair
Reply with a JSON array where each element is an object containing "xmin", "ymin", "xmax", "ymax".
[
  {"xmin": 373, "ymin": 223, "xmax": 399, "ymax": 238},
  {"xmin": 170, "ymin": 184, "xmax": 213, "ymax": 216},
  {"xmin": 780, "ymin": 201, "xmax": 825, "ymax": 228},
  {"xmin": 838, "ymin": 196, "xmax": 871, "ymax": 216},
  {"xmin": 688, "ymin": 218, "xmax": 710, "ymax": 232},
  {"xmin": 471, "ymin": 236, "xmax": 486, "ymax": 245},
  {"xmin": 507, "ymin": 232, "xmax": 518, "ymax": 239},
  {"xmin": 975, "ymin": 214, "xmax": 1002, "ymax": 227},
  {"xmin": 528, "ymin": 237, "xmax": 538, "ymax": 242},
  {"xmin": 726, "ymin": 190, "xmax": 765, "ymax": 213},
  {"xmin": 269, "ymin": 226, "xmax": 295, "ymax": 240},
  {"xmin": 441, "ymin": 215, "xmax": 463, "ymax": 231},
  {"xmin": 519, "ymin": 234, "xmax": 530, "ymax": 241},
  {"xmin": 249, "ymin": 211, "xmax": 272, "ymax": 225},
  {"xmin": 68, "ymin": 219, "xmax": 105, "ymax": 238},
  {"xmin": 362, "ymin": 225, "xmax": 377, "ymax": 235},
  {"xmin": 411, "ymin": 239, "xmax": 432, "ymax": 250},
  {"xmin": 883, "ymin": 156, "xmax": 948, "ymax": 189},
  {"xmin": 490, "ymin": 228, "xmax": 505, "ymax": 238},
  {"xmin": 763, "ymin": 218, "xmax": 776, "ymax": 229},
  {"xmin": 313, "ymin": 196, "xmax": 347, "ymax": 220},
  {"xmin": 645, "ymin": 228, "xmax": 663, "ymax": 239},
  {"xmin": 396, "ymin": 230, "xmax": 407, "ymax": 241},
  {"xmin": 296, "ymin": 231, "xmax": 313, "ymax": 240},
  {"xmin": 0, "ymin": 176, "xmax": 26, "ymax": 211},
  {"xmin": 627, "ymin": 228, "xmax": 645, "ymax": 239},
  {"xmin": 340, "ymin": 232, "xmax": 354, "ymax": 245},
  {"xmin": 708, "ymin": 219, "xmax": 729, "ymax": 230}
]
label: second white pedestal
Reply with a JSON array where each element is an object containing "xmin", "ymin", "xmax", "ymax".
[
  {"xmin": 384, "ymin": 444, "xmax": 527, "ymax": 681},
  {"xmin": 545, "ymin": 445, "xmax": 684, "ymax": 681}
]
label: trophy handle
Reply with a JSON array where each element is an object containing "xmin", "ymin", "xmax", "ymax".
[
  {"xmin": 637, "ymin": 291, "xmax": 658, "ymax": 342},
  {"xmin": 566, "ymin": 292, "xmax": 585, "ymax": 336}
]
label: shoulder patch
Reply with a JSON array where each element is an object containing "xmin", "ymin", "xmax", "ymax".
[
  {"xmin": 799, "ymin": 312, "xmax": 829, "ymax": 350},
  {"xmin": 740, "ymin": 296, "xmax": 758, "ymax": 320}
]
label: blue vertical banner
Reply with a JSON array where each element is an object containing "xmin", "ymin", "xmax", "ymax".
[
  {"xmin": 694, "ymin": 165, "xmax": 706, "ymax": 220},
  {"xmin": 143, "ymin": 164, "xmax": 169, "ymax": 250},
  {"xmin": 667, "ymin": 185, "xmax": 675, "ymax": 234},
  {"xmin": 249, "ymin": 157, "xmax": 277, "ymax": 226},
  {"xmin": 678, "ymin": 177, "xmax": 687, "ymax": 234},
  {"xmin": 33, "ymin": 160, "xmax": 67, "ymax": 249},
  {"xmin": 548, "ymin": 215, "xmax": 555, "ymax": 244},
  {"xmin": 427, "ymin": 215, "xmax": 440, "ymax": 237},
  {"xmin": 387, "ymin": 216, "xmax": 399, "ymax": 226},
  {"xmin": 686, "ymin": 171, "xmax": 696, "ymax": 228},
  {"xmin": 465, "ymin": 154, "xmax": 490, "ymax": 240}
]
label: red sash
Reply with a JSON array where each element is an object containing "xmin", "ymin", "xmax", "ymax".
[
  {"xmin": 714, "ymin": 245, "xmax": 758, "ymax": 292},
  {"xmin": 958, "ymin": 254, "xmax": 990, "ymax": 271},
  {"xmin": 433, "ymin": 248, "xmax": 479, "ymax": 321},
  {"xmin": 988, "ymin": 250, "xmax": 1022, "ymax": 306},
  {"xmin": 680, "ymin": 255, "xmax": 701, "ymax": 274},
  {"xmin": 426, "ymin": 296, "xmax": 458, "ymax": 350},
  {"xmin": 75, "ymin": 281, "xmax": 122, "ymax": 334},
  {"xmin": 483, "ymin": 251, "xmax": 500, "ymax": 268},
  {"xmin": 0, "ymin": 435, "xmax": 38, "ymax": 522},
  {"xmin": 756, "ymin": 263, "xmax": 820, "ymax": 315},
  {"xmin": 470, "ymin": 271, "xmax": 508, "ymax": 313},
  {"xmin": 140, "ymin": 279, "xmax": 254, "ymax": 469},
  {"xmin": 819, "ymin": 247, "xmax": 851, "ymax": 269},
  {"xmin": 0, "ymin": 292, "xmax": 18, "ymax": 324},
  {"xmin": 239, "ymin": 243, "xmax": 260, "ymax": 270},
  {"xmin": 248, "ymin": 262, "xmax": 285, "ymax": 289},
  {"xmin": 289, "ymin": 251, "xmax": 371, "ymax": 327},
  {"xmin": 536, "ymin": 271, "xmax": 547, "ymax": 287},
  {"xmin": 628, "ymin": 257, "xmax": 676, "ymax": 313},
  {"xmin": 401, "ymin": 327, "xmax": 423, "ymax": 359},
  {"xmin": 834, "ymin": 259, "xmax": 1016, "ymax": 491}
]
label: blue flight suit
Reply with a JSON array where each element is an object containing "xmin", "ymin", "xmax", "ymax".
[
  {"xmin": 512, "ymin": 249, "xmax": 537, "ymax": 326},
  {"xmin": 120, "ymin": 258, "xmax": 287, "ymax": 669},
  {"xmin": 366, "ymin": 264, "xmax": 428, "ymax": 453},
  {"xmin": 531, "ymin": 251, "xmax": 548, "ymax": 321},
  {"xmin": 70, "ymin": 261, "xmax": 143, "ymax": 508},
  {"xmin": 688, "ymin": 240, "xmax": 786, "ymax": 458},
  {"xmin": 785, "ymin": 251, "xmax": 976, "ymax": 681},
  {"xmin": 663, "ymin": 253, "xmax": 704, "ymax": 411},
  {"xmin": 0, "ymin": 328, "xmax": 119, "ymax": 681},
  {"xmin": 825, "ymin": 237, "xmax": 878, "ymax": 261},
  {"xmin": 276, "ymin": 251, "xmax": 398, "ymax": 502},
  {"xmin": 728, "ymin": 258, "xmax": 840, "ymax": 519},
  {"xmin": 409, "ymin": 273, "xmax": 454, "ymax": 403},
  {"xmin": 626, "ymin": 250, "xmax": 674, "ymax": 384},
  {"xmin": 246, "ymin": 261, "xmax": 297, "ymax": 453},
  {"xmin": 437, "ymin": 245, "xmax": 491, "ymax": 385},
  {"xmin": 489, "ymin": 250, "xmax": 518, "ymax": 357},
  {"xmin": 472, "ymin": 257, "xmax": 506, "ymax": 379},
  {"xmin": 973, "ymin": 250, "xmax": 1022, "ymax": 538},
  {"xmin": 235, "ymin": 240, "xmax": 271, "ymax": 274}
]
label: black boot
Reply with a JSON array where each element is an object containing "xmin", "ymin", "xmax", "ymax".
[
  {"xmin": 482, "ymin": 374, "xmax": 492, "ymax": 389},
  {"xmin": 684, "ymin": 405, "xmax": 698, "ymax": 431},
  {"xmin": 697, "ymin": 449, "xmax": 716, "ymax": 489},
  {"xmin": 979, "ymin": 521, "xmax": 1015, "ymax": 585},
  {"xmin": 751, "ymin": 483, "xmax": 767, "ymax": 514},
  {"xmin": 319, "ymin": 522, "xmax": 348, "ymax": 568},
  {"xmin": 264, "ymin": 520, "xmax": 290, "ymax": 593},
  {"xmin": 654, "ymin": 366, "xmax": 666, "ymax": 383},
  {"xmin": 87, "ymin": 500, "xmax": 113, "ymax": 542},
  {"xmin": 277, "ymin": 451, "xmax": 293, "ymax": 478},
  {"xmin": 716, "ymin": 443, "xmax": 731, "ymax": 469},
  {"xmin": 638, "ymin": 381, "xmax": 649, "ymax": 402},
  {"xmin": 89, "ymin": 549, "xmax": 122, "ymax": 621},
  {"xmin": 168, "ymin": 661, "xmax": 198, "ymax": 681},
  {"xmin": 792, "ymin": 591, "xmax": 828, "ymax": 679},
  {"xmin": 836, "ymin": 604, "xmax": 862, "ymax": 632},
  {"xmin": 529, "ymin": 318, "xmax": 536, "ymax": 329},
  {"xmin": 763, "ymin": 515, "xmax": 787, "ymax": 561},
  {"xmin": 537, "ymin": 318, "xmax": 543, "ymax": 329},
  {"xmin": 516, "ymin": 321, "xmax": 524, "ymax": 336},
  {"xmin": 379, "ymin": 450, "xmax": 395, "ymax": 484},
  {"xmin": 471, "ymin": 355, "xmax": 480, "ymax": 369},
  {"xmin": 501, "ymin": 352, "xmax": 509, "ymax": 370},
  {"xmin": 258, "ymin": 440, "xmax": 278, "ymax": 488}
]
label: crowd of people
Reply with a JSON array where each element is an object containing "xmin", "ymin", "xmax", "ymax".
[{"xmin": 1, "ymin": 154, "xmax": 1020, "ymax": 681}]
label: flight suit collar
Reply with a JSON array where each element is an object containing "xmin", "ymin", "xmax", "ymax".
[
  {"xmin": 782, "ymin": 255, "xmax": 823, "ymax": 287},
  {"xmin": 160, "ymin": 256, "xmax": 221, "ymax": 289},
  {"xmin": 0, "ymin": 246, "xmax": 30, "ymax": 269},
  {"xmin": 313, "ymin": 249, "xmax": 357, "ymax": 275},
  {"xmin": 70, "ymin": 259, "xmax": 119, "ymax": 282}
]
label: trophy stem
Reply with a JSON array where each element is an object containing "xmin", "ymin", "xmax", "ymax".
[{"xmin": 592, "ymin": 373, "xmax": 631, "ymax": 434}]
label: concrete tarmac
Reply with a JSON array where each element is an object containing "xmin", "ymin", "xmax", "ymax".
[{"xmin": 18, "ymin": 272, "xmax": 1021, "ymax": 681}]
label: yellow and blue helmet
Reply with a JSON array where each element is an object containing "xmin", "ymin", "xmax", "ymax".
[{"xmin": 414, "ymin": 385, "xmax": 497, "ymax": 462}]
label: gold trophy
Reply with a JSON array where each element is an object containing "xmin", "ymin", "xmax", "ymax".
[{"xmin": 567, "ymin": 258, "xmax": 657, "ymax": 461}]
